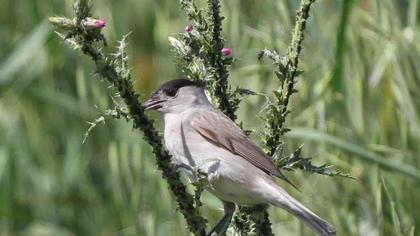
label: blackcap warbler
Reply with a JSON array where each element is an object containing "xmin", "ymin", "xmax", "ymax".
[{"xmin": 144, "ymin": 79, "xmax": 336, "ymax": 236}]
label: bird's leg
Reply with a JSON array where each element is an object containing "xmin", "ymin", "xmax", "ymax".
[
  {"xmin": 192, "ymin": 166, "xmax": 209, "ymax": 178},
  {"xmin": 196, "ymin": 158, "xmax": 221, "ymax": 176},
  {"xmin": 167, "ymin": 161, "xmax": 194, "ymax": 177},
  {"xmin": 207, "ymin": 201, "xmax": 236, "ymax": 236}
]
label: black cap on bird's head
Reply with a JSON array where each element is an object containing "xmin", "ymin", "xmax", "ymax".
[
  {"xmin": 155, "ymin": 79, "xmax": 196, "ymax": 92},
  {"xmin": 144, "ymin": 79, "xmax": 198, "ymax": 110}
]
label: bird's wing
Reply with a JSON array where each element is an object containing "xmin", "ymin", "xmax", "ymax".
[{"xmin": 191, "ymin": 109, "xmax": 297, "ymax": 188}]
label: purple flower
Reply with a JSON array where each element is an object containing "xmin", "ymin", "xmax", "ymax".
[
  {"xmin": 95, "ymin": 18, "xmax": 106, "ymax": 29},
  {"xmin": 185, "ymin": 24, "xmax": 193, "ymax": 33},
  {"xmin": 221, "ymin": 47, "xmax": 232, "ymax": 56}
]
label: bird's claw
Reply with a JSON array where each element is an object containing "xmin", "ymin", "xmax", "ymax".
[{"xmin": 167, "ymin": 162, "xmax": 194, "ymax": 177}]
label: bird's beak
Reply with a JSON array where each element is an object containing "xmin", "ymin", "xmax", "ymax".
[{"xmin": 143, "ymin": 98, "xmax": 164, "ymax": 110}]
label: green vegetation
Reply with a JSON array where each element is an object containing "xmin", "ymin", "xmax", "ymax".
[{"xmin": 0, "ymin": 0, "xmax": 419, "ymax": 235}]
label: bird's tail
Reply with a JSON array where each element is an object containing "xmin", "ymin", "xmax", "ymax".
[{"xmin": 263, "ymin": 180, "xmax": 336, "ymax": 236}]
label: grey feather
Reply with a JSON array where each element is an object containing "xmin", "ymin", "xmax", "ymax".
[
  {"xmin": 191, "ymin": 110, "xmax": 299, "ymax": 190},
  {"xmin": 145, "ymin": 79, "xmax": 336, "ymax": 236}
]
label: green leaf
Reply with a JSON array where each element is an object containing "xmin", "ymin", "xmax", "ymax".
[
  {"xmin": 288, "ymin": 128, "xmax": 420, "ymax": 181},
  {"xmin": 257, "ymin": 49, "xmax": 280, "ymax": 63},
  {"xmin": 222, "ymin": 56, "xmax": 234, "ymax": 65},
  {"xmin": 236, "ymin": 88, "xmax": 257, "ymax": 96},
  {"xmin": 278, "ymin": 146, "xmax": 353, "ymax": 178},
  {"xmin": 382, "ymin": 177, "xmax": 403, "ymax": 236},
  {"xmin": 294, "ymin": 69, "xmax": 304, "ymax": 77},
  {"xmin": 274, "ymin": 71, "xmax": 285, "ymax": 81}
]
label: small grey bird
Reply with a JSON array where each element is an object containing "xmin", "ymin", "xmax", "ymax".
[{"xmin": 144, "ymin": 79, "xmax": 336, "ymax": 236}]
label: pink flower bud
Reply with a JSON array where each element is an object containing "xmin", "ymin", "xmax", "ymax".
[
  {"xmin": 185, "ymin": 24, "xmax": 193, "ymax": 33},
  {"xmin": 221, "ymin": 47, "xmax": 232, "ymax": 56},
  {"xmin": 95, "ymin": 18, "xmax": 106, "ymax": 29}
]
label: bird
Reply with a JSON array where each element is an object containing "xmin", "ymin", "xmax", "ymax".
[{"xmin": 144, "ymin": 79, "xmax": 336, "ymax": 236}]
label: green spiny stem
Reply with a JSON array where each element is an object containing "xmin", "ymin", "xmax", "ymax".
[
  {"xmin": 207, "ymin": 0, "xmax": 236, "ymax": 120},
  {"xmin": 86, "ymin": 36, "xmax": 209, "ymax": 236},
  {"xmin": 83, "ymin": 36, "xmax": 206, "ymax": 236},
  {"xmin": 207, "ymin": 0, "xmax": 266, "ymax": 233},
  {"xmin": 82, "ymin": 36, "xmax": 208, "ymax": 236},
  {"xmin": 50, "ymin": 1, "xmax": 207, "ymax": 235},
  {"xmin": 264, "ymin": 0, "xmax": 316, "ymax": 156},
  {"xmin": 252, "ymin": 0, "xmax": 317, "ymax": 234},
  {"xmin": 281, "ymin": 0, "xmax": 316, "ymax": 127},
  {"xmin": 94, "ymin": 46, "xmax": 208, "ymax": 236}
]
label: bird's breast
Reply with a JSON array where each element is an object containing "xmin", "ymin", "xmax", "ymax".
[
  {"xmin": 163, "ymin": 114, "xmax": 183, "ymax": 156},
  {"xmin": 163, "ymin": 111, "xmax": 223, "ymax": 166}
]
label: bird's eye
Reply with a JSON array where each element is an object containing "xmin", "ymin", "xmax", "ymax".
[{"xmin": 165, "ymin": 88, "xmax": 177, "ymax": 97}]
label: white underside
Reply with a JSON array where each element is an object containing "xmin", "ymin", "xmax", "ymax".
[{"xmin": 164, "ymin": 108, "xmax": 280, "ymax": 205}]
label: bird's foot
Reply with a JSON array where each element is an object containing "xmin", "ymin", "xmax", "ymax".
[
  {"xmin": 206, "ymin": 202, "xmax": 235, "ymax": 236},
  {"xmin": 206, "ymin": 216, "xmax": 231, "ymax": 236},
  {"xmin": 167, "ymin": 162, "xmax": 193, "ymax": 177}
]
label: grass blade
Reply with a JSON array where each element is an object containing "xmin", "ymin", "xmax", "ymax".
[
  {"xmin": 287, "ymin": 128, "xmax": 420, "ymax": 181},
  {"xmin": 0, "ymin": 19, "xmax": 50, "ymax": 84}
]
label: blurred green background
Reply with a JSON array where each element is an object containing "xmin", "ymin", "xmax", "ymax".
[{"xmin": 0, "ymin": 0, "xmax": 419, "ymax": 235}]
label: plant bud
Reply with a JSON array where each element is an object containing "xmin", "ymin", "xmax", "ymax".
[
  {"xmin": 221, "ymin": 47, "xmax": 232, "ymax": 56},
  {"xmin": 48, "ymin": 16, "xmax": 75, "ymax": 30}
]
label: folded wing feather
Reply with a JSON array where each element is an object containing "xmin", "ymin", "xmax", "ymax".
[{"xmin": 190, "ymin": 110, "xmax": 298, "ymax": 189}]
